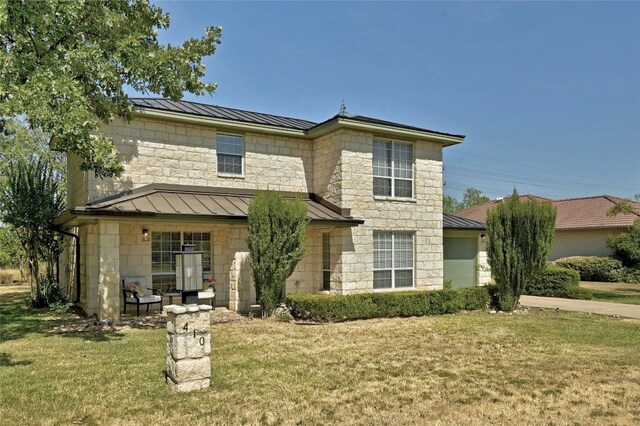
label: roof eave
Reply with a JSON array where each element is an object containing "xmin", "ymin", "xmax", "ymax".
[
  {"xmin": 307, "ymin": 117, "xmax": 465, "ymax": 146},
  {"xmin": 56, "ymin": 209, "xmax": 363, "ymax": 227}
]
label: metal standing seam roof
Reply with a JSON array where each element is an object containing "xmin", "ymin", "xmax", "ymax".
[
  {"xmin": 443, "ymin": 214, "xmax": 486, "ymax": 230},
  {"xmin": 128, "ymin": 98, "xmax": 465, "ymax": 139},
  {"xmin": 65, "ymin": 184, "xmax": 364, "ymax": 226}
]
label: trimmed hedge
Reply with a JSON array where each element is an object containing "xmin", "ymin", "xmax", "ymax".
[
  {"xmin": 285, "ymin": 287, "xmax": 489, "ymax": 322},
  {"xmin": 554, "ymin": 256, "xmax": 625, "ymax": 282},
  {"xmin": 525, "ymin": 266, "xmax": 592, "ymax": 300}
]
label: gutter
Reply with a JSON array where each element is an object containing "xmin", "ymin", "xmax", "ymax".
[{"xmin": 55, "ymin": 227, "xmax": 81, "ymax": 303}]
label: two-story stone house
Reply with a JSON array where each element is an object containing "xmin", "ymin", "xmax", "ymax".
[{"xmin": 57, "ymin": 98, "xmax": 487, "ymax": 320}]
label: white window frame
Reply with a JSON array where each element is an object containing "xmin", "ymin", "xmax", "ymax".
[
  {"xmin": 373, "ymin": 231, "xmax": 414, "ymax": 290},
  {"xmin": 151, "ymin": 231, "xmax": 213, "ymax": 291},
  {"xmin": 372, "ymin": 138, "xmax": 414, "ymax": 198},
  {"xmin": 216, "ymin": 133, "xmax": 244, "ymax": 176}
]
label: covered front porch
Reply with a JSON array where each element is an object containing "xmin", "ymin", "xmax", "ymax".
[{"xmin": 57, "ymin": 184, "xmax": 363, "ymax": 320}]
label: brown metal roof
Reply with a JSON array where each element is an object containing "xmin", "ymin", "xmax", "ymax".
[
  {"xmin": 443, "ymin": 214, "xmax": 486, "ymax": 230},
  {"xmin": 60, "ymin": 184, "xmax": 364, "ymax": 226},
  {"xmin": 129, "ymin": 98, "xmax": 465, "ymax": 139},
  {"xmin": 455, "ymin": 195, "xmax": 640, "ymax": 231}
]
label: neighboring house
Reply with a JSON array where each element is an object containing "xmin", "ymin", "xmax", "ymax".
[
  {"xmin": 57, "ymin": 98, "xmax": 482, "ymax": 320},
  {"xmin": 455, "ymin": 195, "xmax": 640, "ymax": 260}
]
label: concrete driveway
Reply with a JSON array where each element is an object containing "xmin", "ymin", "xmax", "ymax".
[{"xmin": 520, "ymin": 295, "xmax": 640, "ymax": 319}]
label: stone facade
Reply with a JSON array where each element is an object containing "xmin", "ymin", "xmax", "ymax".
[{"xmin": 62, "ymin": 108, "xmax": 469, "ymax": 319}]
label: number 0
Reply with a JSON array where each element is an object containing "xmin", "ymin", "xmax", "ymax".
[{"xmin": 199, "ymin": 337, "xmax": 205, "ymax": 346}]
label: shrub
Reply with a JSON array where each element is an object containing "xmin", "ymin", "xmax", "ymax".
[
  {"xmin": 486, "ymin": 189, "xmax": 556, "ymax": 311},
  {"xmin": 606, "ymin": 219, "xmax": 640, "ymax": 268},
  {"xmin": 247, "ymin": 192, "xmax": 308, "ymax": 316},
  {"xmin": 525, "ymin": 266, "xmax": 592, "ymax": 300},
  {"xmin": 554, "ymin": 256, "xmax": 625, "ymax": 282},
  {"xmin": 285, "ymin": 287, "xmax": 489, "ymax": 323}
]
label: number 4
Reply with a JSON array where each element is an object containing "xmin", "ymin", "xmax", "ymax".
[{"xmin": 183, "ymin": 323, "xmax": 188, "ymax": 331}]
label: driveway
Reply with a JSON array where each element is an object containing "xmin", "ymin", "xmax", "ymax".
[{"xmin": 519, "ymin": 295, "xmax": 640, "ymax": 319}]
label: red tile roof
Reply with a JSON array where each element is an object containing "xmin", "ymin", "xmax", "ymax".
[{"xmin": 455, "ymin": 195, "xmax": 640, "ymax": 231}]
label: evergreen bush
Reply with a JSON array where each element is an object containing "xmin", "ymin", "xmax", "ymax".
[
  {"xmin": 486, "ymin": 190, "xmax": 556, "ymax": 311},
  {"xmin": 247, "ymin": 192, "xmax": 308, "ymax": 316},
  {"xmin": 554, "ymin": 256, "xmax": 626, "ymax": 282},
  {"xmin": 525, "ymin": 266, "xmax": 592, "ymax": 300},
  {"xmin": 285, "ymin": 287, "xmax": 489, "ymax": 323}
]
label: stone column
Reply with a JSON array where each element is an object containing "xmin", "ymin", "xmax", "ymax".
[
  {"xmin": 98, "ymin": 221, "xmax": 120, "ymax": 320},
  {"xmin": 165, "ymin": 304, "xmax": 212, "ymax": 392}
]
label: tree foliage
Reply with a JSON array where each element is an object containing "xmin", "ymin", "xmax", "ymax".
[
  {"xmin": 1, "ymin": 0, "xmax": 221, "ymax": 177},
  {"xmin": 247, "ymin": 192, "xmax": 308, "ymax": 316},
  {"xmin": 606, "ymin": 219, "xmax": 640, "ymax": 268},
  {"xmin": 443, "ymin": 187, "xmax": 491, "ymax": 214},
  {"xmin": 0, "ymin": 157, "xmax": 65, "ymax": 303},
  {"xmin": 486, "ymin": 189, "xmax": 556, "ymax": 311}
]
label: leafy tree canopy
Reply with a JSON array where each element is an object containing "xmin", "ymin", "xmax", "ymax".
[
  {"xmin": 444, "ymin": 187, "xmax": 491, "ymax": 214},
  {"xmin": 0, "ymin": 0, "xmax": 221, "ymax": 177}
]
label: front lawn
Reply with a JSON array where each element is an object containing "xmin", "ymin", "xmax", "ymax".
[
  {"xmin": 580, "ymin": 281, "xmax": 640, "ymax": 305},
  {"xmin": 1, "ymin": 285, "xmax": 639, "ymax": 425}
]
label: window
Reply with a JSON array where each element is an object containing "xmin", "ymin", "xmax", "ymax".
[
  {"xmin": 373, "ymin": 232, "xmax": 414, "ymax": 289},
  {"xmin": 217, "ymin": 134, "xmax": 243, "ymax": 175},
  {"xmin": 151, "ymin": 231, "xmax": 212, "ymax": 292},
  {"xmin": 322, "ymin": 233, "xmax": 331, "ymax": 291},
  {"xmin": 373, "ymin": 138, "xmax": 413, "ymax": 198}
]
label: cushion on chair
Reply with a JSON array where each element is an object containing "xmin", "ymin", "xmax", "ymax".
[{"xmin": 137, "ymin": 295, "xmax": 162, "ymax": 304}]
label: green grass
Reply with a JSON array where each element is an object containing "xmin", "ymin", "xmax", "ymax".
[
  {"xmin": 589, "ymin": 290, "xmax": 640, "ymax": 305},
  {"xmin": 580, "ymin": 281, "xmax": 640, "ymax": 305},
  {"xmin": 1, "ymin": 285, "xmax": 640, "ymax": 425}
]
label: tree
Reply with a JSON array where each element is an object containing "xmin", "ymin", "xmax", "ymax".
[
  {"xmin": 1, "ymin": 0, "xmax": 221, "ymax": 177},
  {"xmin": 443, "ymin": 187, "xmax": 490, "ymax": 214},
  {"xmin": 606, "ymin": 219, "xmax": 640, "ymax": 268},
  {"xmin": 486, "ymin": 189, "xmax": 556, "ymax": 311},
  {"xmin": 459, "ymin": 187, "xmax": 490, "ymax": 210},
  {"xmin": 247, "ymin": 192, "xmax": 308, "ymax": 316},
  {"xmin": 0, "ymin": 158, "xmax": 65, "ymax": 303},
  {"xmin": 443, "ymin": 195, "xmax": 459, "ymax": 214},
  {"xmin": 0, "ymin": 225, "xmax": 26, "ymax": 276}
]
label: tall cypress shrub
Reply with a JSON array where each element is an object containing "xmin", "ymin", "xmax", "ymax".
[
  {"xmin": 486, "ymin": 189, "xmax": 556, "ymax": 311},
  {"xmin": 247, "ymin": 192, "xmax": 308, "ymax": 316}
]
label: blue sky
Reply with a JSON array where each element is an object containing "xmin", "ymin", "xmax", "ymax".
[{"xmin": 142, "ymin": 1, "xmax": 639, "ymax": 201}]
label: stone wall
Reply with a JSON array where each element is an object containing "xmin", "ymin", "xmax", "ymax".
[
  {"xmin": 68, "ymin": 117, "xmax": 314, "ymax": 207},
  {"xmin": 331, "ymin": 130, "xmax": 445, "ymax": 292}
]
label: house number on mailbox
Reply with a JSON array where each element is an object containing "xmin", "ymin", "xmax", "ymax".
[{"xmin": 182, "ymin": 323, "xmax": 205, "ymax": 346}]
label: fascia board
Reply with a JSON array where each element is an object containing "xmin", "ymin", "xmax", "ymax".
[{"xmin": 307, "ymin": 117, "xmax": 465, "ymax": 146}]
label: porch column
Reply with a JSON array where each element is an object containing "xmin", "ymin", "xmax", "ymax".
[
  {"xmin": 98, "ymin": 221, "xmax": 121, "ymax": 320},
  {"xmin": 229, "ymin": 251, "xmax": 250, "ymax": 312}
]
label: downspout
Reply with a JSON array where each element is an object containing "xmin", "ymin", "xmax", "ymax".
[{"xmin": 55, "ymin": 227, "xmax": 81, "ymax": 303}]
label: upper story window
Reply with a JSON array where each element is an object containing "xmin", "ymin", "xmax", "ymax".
[
  {"xmin": 217, "ymin": 134, "xmax": 244, "ymax": 175},
  {"xmin": 373, "ymin": 138, "xmax": 413, "ymax": 198}
]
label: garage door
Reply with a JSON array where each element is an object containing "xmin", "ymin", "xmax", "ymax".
[{"xmin": 444, "ymin": 237, "xmax": 476, "ymax": 289}]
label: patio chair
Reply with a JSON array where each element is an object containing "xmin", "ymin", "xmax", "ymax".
[{"xmin": 122, "ymin": 277, "xmax": 163, "ymax": 316}]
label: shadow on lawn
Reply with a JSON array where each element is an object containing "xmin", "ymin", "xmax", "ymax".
[
  {"xmin": 0, "ymin": 289, "xmax": 125, "ymax": 343},
  {"xmin": 0, "ymin": 352, "xmax": 32, "ymax": 367},
  {"xmin": 0, "ymin": 290, "xmax": 59, "ymax": 343}
]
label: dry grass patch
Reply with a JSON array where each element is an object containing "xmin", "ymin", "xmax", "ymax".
[{"xmin": 1, "ymin": 286, "xmax": 639, "ymax": 425}]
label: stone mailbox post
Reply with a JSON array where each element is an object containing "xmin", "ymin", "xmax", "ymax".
[{"xmin": 165, "ymin": 304, "xmax": 212, "ymax": 392}]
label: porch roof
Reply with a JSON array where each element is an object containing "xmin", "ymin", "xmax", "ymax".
[{"xmin": 56, "ymin": 184, "xmax": 365, "ymax": 227}]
